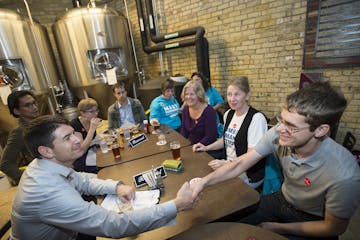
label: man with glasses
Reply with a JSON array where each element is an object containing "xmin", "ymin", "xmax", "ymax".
[
  {"xmin": 0, "ymin": 90, "xmax": 40, "ymax": 185},
  {"xmin": 191, "ymin": 82, "xmax": 360, "ymax": 240}
]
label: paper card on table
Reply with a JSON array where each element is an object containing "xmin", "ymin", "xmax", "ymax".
[{"xmin": 101, "ymin": 189, "xmax": 160, "ymax": 212}]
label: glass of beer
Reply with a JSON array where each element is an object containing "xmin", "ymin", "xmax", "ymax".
[
  {"xmin": 150, "ymin": 119, "xmax": 160, "ymax": 134},
  {"xmin": 111, "ymin": 143, "xmax": 121, "ymax": 159},
  {"xmin": 170, "ymin": 141, "xmax": 181, "ymax": 160}
]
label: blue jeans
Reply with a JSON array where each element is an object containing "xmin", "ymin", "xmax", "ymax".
[{"xmin": 240, "ymin": 191, "xmax": 338, "ymax": 240}]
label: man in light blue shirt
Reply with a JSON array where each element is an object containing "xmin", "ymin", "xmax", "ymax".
[
  {"xmin": 11, "ymin": 115, "xmax": 195, "ymax": 240},
  {"xmin": 108, "ymin": 82, "xmax": 146, "ymax": 129}
]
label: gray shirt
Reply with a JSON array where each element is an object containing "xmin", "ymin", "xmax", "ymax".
[
  {"xmin": 255, "ymin": 127, "xmax": 360, "ymax": 219},
  {"xmin": 11, "ymin": 159, "xmax": 177, "ymax": 240}
]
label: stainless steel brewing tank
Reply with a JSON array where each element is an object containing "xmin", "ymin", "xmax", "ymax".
[
  {"xmin": 0, "ymin": 8, "xmax": 59, "ymax": 94},
  {"xmin": 53, "ymin": 7, "xmax": 135, "ymax": 88}
]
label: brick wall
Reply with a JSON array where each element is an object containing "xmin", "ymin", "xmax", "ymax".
[{"xmin": 1, "ymin": 0, "xmax": 359, "ymax": 149}]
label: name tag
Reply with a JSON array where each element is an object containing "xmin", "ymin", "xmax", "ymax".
[
  {"xmin": 128, "ymin": 133, "xmax": 147, "ymax": 148},
  {"xmin": 133, "ymin": 166, "xmax": 167, "ymax": 188}
]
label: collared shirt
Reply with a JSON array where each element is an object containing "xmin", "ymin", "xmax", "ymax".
[
  {"xmin": 255, "ymin": 127, "xmax": 360, "ymax": 218},
  {"xmin": 118, "ymin": 99, "xmax": 135, "ymax": 126},
  {"xmin": 11, "ymin": 159, "xmax": 177, "ymax": 240}
]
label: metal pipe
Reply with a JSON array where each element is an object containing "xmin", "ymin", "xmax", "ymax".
[
  {"xmin": 136, "ymin": 0, "xmax": 210, "ymax": 81},
  {"xmin": 151, "ymin": 0, "xmax": 165, "ymax": 77},
  {"xmin": 123, "ymin": 0, "xmax": 139, "ymax": 98}
]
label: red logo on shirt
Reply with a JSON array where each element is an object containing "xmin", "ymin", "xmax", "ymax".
[
  {"xmin": 304, "ymin": 177, "xmax": 311, "ymax": 186},
  {"xmin": 233, "ymin": 123, "xmax": 237, "ymax": 128}
]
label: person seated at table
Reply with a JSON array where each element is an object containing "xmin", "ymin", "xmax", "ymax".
[
  {"xmin": 149, "ymin": 78, "xmax": 181, "ymax": 131},
  {"xmin": 190, "ymin": 82, "xmax": 360, "ymax": 240},
  {"xmin": 70, "ymin": 98, "xmax": 101, "ymax": 173},
  {"xmin": 193, "ymin": 76, "xmax": 268, "ymax": 190},
  {"xmin": 191, "ymin": 72, "xmax": 224, "ymax": 137},
  {"xmin": 11, "ymin": 115, "xmax": 196, "ymax": 240},
  {"xmin": 0, "ymin": 90, "xmax": 40, "ymax": 186},
  {"xmin": 180, "ymin": 81, "xmax": 217, "ymax": 146},
  {"xmin": 190, "ymin": 72, "xmax": 224, "ymax": 111},
  {"xmin": 108, "ymin": 82, "xmax": 146, "ymax": 130}
]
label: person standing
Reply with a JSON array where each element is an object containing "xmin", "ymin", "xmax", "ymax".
[
  {"xmin": 70, "ymin": 98, "xmax": 101, "ymax": 173},
  {"xmin": 193, "ymin": 76, "xmax": 268, "ymax": 190},
  {"xmin": 191, "ymin": 82, "xmax": 360, "ymax": 240},
  {"xmin": 180, "ymin": 81, "xmax": 217, "ymax": 146},
  {"xmin": 149, "ymin": 79, "xmax": 181, "ymax": 131},
  {"xmin": 0, "ymin": 90, "xmax": 40, "ymax": 185},
  {"xmin": 11, "ymin": 115, "xmax": 195, "ymax": 240},
  {"xmin": 107, "ymin": 82, "xmax": 146, "ymax": 129}
]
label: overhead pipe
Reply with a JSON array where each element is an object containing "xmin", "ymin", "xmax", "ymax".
[
  {"xmin": 72, "ymin": 0, "xmax": 82, "ymax": 7},
  {"xmin": 135, "ymin": 0, "xmax": 210, "ymax": 80},
  {"xmin": 145, "ymin": 0, "xmax": 204, "ymax": 43}
]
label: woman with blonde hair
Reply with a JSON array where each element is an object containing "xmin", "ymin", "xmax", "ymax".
[
  {"xmin": 193, "ymin": 76, "xmax": 268, "ymax": 190},
  {"xmin": 180, "ymin": 81, "xmax": 217, "ymax": 146},
  {"xmin": 70, "ymin": 98, "xmax": 101, "ymax": 173}
]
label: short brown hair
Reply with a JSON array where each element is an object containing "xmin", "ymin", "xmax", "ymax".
[
  {"xmin": 227, "ymin": 76, "xmax": 250, "ymax": 94},
  {"xmin": 77, "ymin": 98, "xmax": 98, "ymax": 112},
  {"xmin": 161, "ymin": 78, "xmax": 175, "ymax": 93},
  {"xmin": 112, "ymin": 82, "xmax": 126, "ymax": 93},
  {"xmin": 285, "ymin": 81, "xmax": 347, "ymax": 132}
]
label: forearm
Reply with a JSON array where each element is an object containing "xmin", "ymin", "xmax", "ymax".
[
  {"xmin": 203, "ymin": 150, "xmax": 262, "ymax": 187},
  {"xmin": 205, "ymin": 138, "xmax": 224, "ymax": 151},
  {"xmin": 213, "ymin": 103, "xmax": 224, "ymax": 111},
  {"xmin": 266, "ymin": 219, "xmax": 348, "ymax": 237},
  {"xmin": 81, "ymin": 128, "xmax": 96, "ymax": 150}
]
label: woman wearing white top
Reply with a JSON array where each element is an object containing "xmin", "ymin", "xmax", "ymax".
[{"xmin": 193, "ymin": 76, "xmax": 268, "ymax": 189}]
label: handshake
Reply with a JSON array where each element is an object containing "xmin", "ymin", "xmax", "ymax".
[{"xmin": 173, "ymin": 177, "xmax": 203, "ymax": 212}]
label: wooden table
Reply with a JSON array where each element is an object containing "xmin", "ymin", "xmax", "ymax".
[
  {"xmin": 97, "ymin": 145, "xmax": 260, "ymax": 240},
  {"xmin": 170, "ymin": 222, "xmax": 288, "ymax": 240},
  {"xmin": 0, "ymin": 185, "xmax": 17, "ymax": 239},
  {"xmin": 96, "ymin": 126, "xmax": 191, "ymax": 168}
]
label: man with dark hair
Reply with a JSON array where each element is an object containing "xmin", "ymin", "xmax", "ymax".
[
  {"xmin": 107, "ymin": 82, "xmax": 146, "ymax": 129},
  {"xmin": 191, "ymin": 82, "xmax": 360, "ymax": 239},
  {"xmin": 11, "ymin": 115, "xmax": 195, "ymax": 240},
  {"xmin": 0, "ymin": 90, "xmax": 40, "ymax": 185}
]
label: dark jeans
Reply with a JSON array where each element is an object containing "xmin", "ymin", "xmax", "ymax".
[{"xmin": 240, "ymin": 191, "xmax": 338, "ymax": 240}]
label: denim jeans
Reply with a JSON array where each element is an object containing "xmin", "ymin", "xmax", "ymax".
[{"xmin": 240, "ymin": 191, "xmax": 338, "ymax": 240}]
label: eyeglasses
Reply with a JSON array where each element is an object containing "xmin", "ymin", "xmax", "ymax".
[
  {"xmin": 85, "ymin": 109, "xmax": 99, "ymax": 114},
  {"xmin": 276, "ymin": 115, "xmax": 310, "ymax": 134},
  {"xmin": 19, "ymin": 101, "xmax": 37, "ymax": 108}
]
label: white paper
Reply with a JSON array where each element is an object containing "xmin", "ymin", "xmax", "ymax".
[
  {"xmin": 101, "ymin": 189, "xmax": 160, "ymax": 212},
  {"xmin": 0, "ymin": 85, "xmax": 12, "ymax": 105},
  {"xmin": 106, "ymin": 68, "xmax": 117, "ymax": 85}
]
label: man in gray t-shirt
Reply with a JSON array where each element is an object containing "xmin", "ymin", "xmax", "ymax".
[{"xmin": 191, "ymin": 82, "xmax": 360, "ymax": 240}]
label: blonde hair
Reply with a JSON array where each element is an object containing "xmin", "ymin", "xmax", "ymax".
[
  {"xmin": 77, "ymin": 98, "xmax": 98, "ymax": 112},
  {"xmin": 181, "ymin": 80, "xmax": 207, "ymax": 104}
]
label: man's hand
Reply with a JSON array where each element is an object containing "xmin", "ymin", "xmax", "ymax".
[
  {"xmin": 116, "ymin": 184, "xmax": 135, "ymax": 203},
  {"xmin": 208, "ymin": 159, "xmax": 226, "ymax": 170},
  {"xmin": 174, "ymin": 182, "xmax": 196, "ymax": 212},
  {"xmin": 192, "ymin": 143, "xmax": 206, "ymax": 152}
]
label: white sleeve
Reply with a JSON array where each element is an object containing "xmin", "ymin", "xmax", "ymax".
[{"xmin": 247, "ymin": 112, "xmax": 268, "ymax": 148}]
